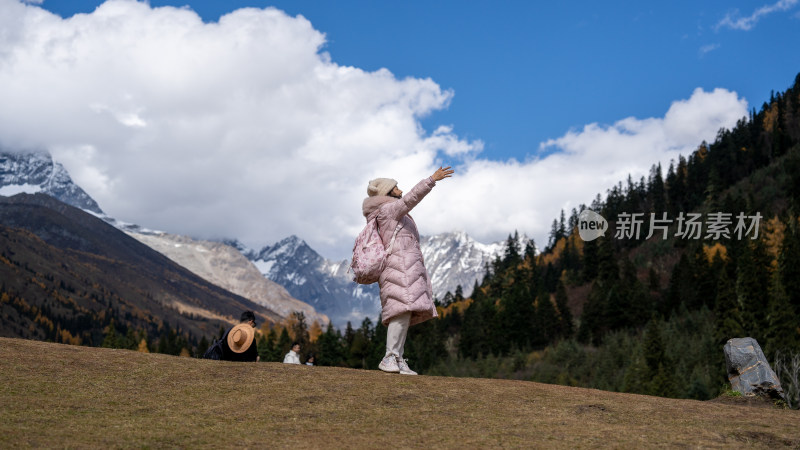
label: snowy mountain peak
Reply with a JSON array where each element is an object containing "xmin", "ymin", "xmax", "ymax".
[
  {"xmin": 257, "ymin": 235, "xmax": 310, "ymax": 260},
  {"xmin": 0, "ymin": 150, "xmax": 103, "ymax": 215}
]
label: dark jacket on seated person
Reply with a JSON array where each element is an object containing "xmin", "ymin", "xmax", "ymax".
[{"xmin": 221, "ymin": 311, "xmax": 259, "ymax": 362}]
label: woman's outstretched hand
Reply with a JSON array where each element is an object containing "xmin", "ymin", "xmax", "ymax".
[{"xmin": 432, "ymin": 166, "xmax": 454, "ymax": 182}]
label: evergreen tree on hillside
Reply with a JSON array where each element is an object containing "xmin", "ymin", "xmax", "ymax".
[
  {"xmin": 714, "ymin": 269, "xmax": 745, "ymax": 347},
  {"xmin": 554, "ymin": 280, "xmax": 574, "ymax": 338},
  {"xmin": 277, "ymin": 327, "xmax": 292, "ymax": 356},
  {"xmin": 648, "ymin": 163, "xmax": 666, "ymax": 214},
  {"xmin": 665, "ymin": 253, "xmax": 695, "ymax": 315},
  {"xmin": 317, "ymin": 323, "xmax": 344, "ymax": 366},
  {"xmin": 257, "ymin": 328, "xmax": 275, "ymax": 362},
  {"xmin": 497, "ymin": 271, "xmax": 534, "ymax": 351},
  {"xmin": 765, "ymin": 272, "xmax": 800, "ymax": 357},
  {"xmin": 581, "ymin": 238, "xmax": 599, "ymax": 282},
  {"xmin": 642, "ymin": 317, "xmax": 675, "ymax": 397},
  {"xmin": 691, "ymin": 246, "xmax": 717, "ymax": 309},
  {"xmin": 779, "ymin": 219, "xmax": 800, "ymax": 316},
  {"xmin": 289, "ymin": 311, "xmax": 310, "ymax": 350},
  {"xmin": 535, "ymin": 291, "xmax": 558, "ymax": 346},
  {"xmin": 101, "ymin": 320, "xmax": 120, "ymax": 349},
  {"xmin": 735, "ymin": 240, "xmax": 770, "ymax": 341}
]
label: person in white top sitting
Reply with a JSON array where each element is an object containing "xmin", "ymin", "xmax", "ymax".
[{"xmin": 283, "ymin": 342, "xmax": 301, "ymax": 364}]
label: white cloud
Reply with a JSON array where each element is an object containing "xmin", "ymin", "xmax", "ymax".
[
  {"xmin": 698, "ymin": 43, "xmax": 720, "ymax": 57},
  {"xmin": 0, "ymin": 0, "xmax": 480, "ymax": 257},
  {"xmin": 716, "ymin": 0, "xmax": 798, "ymax": 31},
  {"xmin": 0, "ymin": 0, "xmax": 749, "ymax": 259},
  {"xmin": 411, "ymin": 88, "xmax": 748, "ymax": 250}
]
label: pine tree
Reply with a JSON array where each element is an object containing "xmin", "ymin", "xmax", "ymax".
[
  {"xmin": 198, "ymin": 336, "xmax": 209, "ymax": 356},
  {"xmin": 317, "ymin": 323, "xmax": 344, "ymax": 366},
  {"xmin": 736, "ymin": 240, "xmax": 770, "ymax": 340},
  {"xmin": 714, "ymin": 269, "xmax": 745, "ymax": 347},
  {"xmin": 257, "ymin": 328, "xmax": 279, "ymax": 362},
  {"xmin": 765, "ymin": 272, "xmax": 800, "ymax": 357},
  {"xmin": 779, "ymin": 220, "xmax": 800, "ymax": 317},
  {"xmin": 277, "ymin": 327, "xmax": 291, "ymax": 357},
  {"xmin": 535, "ymin": 291, "xmax": 558, "ymax": 346},
  {"xmin": 454, "ymin": 285, "xmax": 464, "ymax": 302},
  {"xmin": 102, "ymin": 320, "xmax": 119, "ymax": 349},
  {"xmin": 554, "ymin": 280, "xmax": 574, "ymax": 338},
  {"xmin": 581, "ymin": 238, "xmax": 599, "ymax": 281},
  {"xmin": 642, "ymin": 318, "xmax": 675, "ymax": 397},
  {"xmin": 289, "ymin": 311, "xmax": 310, "ymax": 349}
]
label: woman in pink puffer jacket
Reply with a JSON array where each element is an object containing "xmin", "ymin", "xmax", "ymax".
[{"xmin": 361, "ymin": 166, "xmax": 454, "ymax": 375}]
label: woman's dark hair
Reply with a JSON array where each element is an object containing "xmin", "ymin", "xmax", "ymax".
[
  {"xmin": 291, "ymin": 341, "xmax": 300, "ymax": 348},
  {"xmin": 240, "ymin": 311, "xmax": 256, "ymax": 323}
]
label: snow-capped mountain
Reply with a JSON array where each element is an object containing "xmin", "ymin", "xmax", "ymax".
[
  {"xmin": 1, "ymin": 149, "xmax": 533, "ymax": 329},
  {"xmin": 420, "ymin": 231, "xmax": 531, "ymax": 298},
  {"xmin": 247, "ymin": 232, "xmax": 532, "ymax": 328},
  {"xmin": 0, "ymin": 150, "xmax": 103, "ymax": 214},
  {"xmin": 248, "ymin": 236, "xmax": 381, "ymax": 328},
  {"xmin": 0, "ymin": 149, "xmax": 325, "ymax": 325},
  {"xmin": 128, "ymin": 232, "xmax": 329, "ymax": 326}
]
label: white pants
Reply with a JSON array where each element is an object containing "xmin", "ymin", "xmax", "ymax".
[{"xmin": 385, "ymin": 312, "xmax": 411, "ymax": 359}]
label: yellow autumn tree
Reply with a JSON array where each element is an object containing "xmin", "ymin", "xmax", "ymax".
[
  {"xmin": 137, "ymin": 338, "xmax": 150, "ymax": 353},
  {"xmin": 283, "ymin": 315, "xmax": 298, "ymax": 341},
  {"xmin": 763, "ymin": 215, "xmax": 785, "ymax": 271},
  {"xmin": 703, "ymin": 243, "xmax": 727, "ymax": 263},
  {"xmin": 309, "ymin": 321, "xmax": 323, "ymax": 343}
]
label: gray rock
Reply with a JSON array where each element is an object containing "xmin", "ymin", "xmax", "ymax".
[{"xmin": 723, "ymin": 337, "xmax": 786, "ymax": 401}]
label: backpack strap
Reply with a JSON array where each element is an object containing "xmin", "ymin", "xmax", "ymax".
[
  {"xmin": 368, "ymin": 208, "xmax": 403, "ymax": 255},
  {"xmin": 385, "ymin": 223, "xmax": 402, "ymax": 254}
]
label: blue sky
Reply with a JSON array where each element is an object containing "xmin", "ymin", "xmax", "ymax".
[
  {"xmin": 39, "ymin": 0, "xmax": 800, "ymax": 161},
  {"xmin": 2, "ymin": 0, "xmax": 798, "ymax": 257}
]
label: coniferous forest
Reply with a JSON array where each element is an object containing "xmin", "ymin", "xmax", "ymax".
[
  {"xmin": 248, "ymin": 72, "xmax": 800, "ymax": 407},
  {"xmin": 79, "ymin": 72, "xmax": 800, "ymax": 407}
]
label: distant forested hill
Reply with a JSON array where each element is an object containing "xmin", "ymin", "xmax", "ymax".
[{"xmin": 0, "ymin": 193, "xmax": 281, "ymax": 354}]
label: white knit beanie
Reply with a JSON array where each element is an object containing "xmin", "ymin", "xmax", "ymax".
[{"xmin": 367, "ymin": 178, "xmax": 398, "ymax": 197}]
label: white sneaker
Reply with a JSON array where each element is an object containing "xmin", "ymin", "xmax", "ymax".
[
  {"xmin": 378, "ymin": 355, "xmax": 400, "ymax": 373},
  {"xmin": 397, "ymin": 358, "xmax": 418, "ymax": 375}
]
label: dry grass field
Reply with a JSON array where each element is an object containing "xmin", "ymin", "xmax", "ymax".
[{"xmin": 1, "ymin": 337, "xmax": 798, "ymax": 448}]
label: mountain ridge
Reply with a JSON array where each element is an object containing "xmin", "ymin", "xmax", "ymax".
[{"xmin": 0, "ymin": 193, "xmax": 282, "ymax": 347}]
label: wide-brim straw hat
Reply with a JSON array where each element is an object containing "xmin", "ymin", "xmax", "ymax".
[{"xmin": 227, "ymin": 323, "xmax": 255, "ymax": 353}]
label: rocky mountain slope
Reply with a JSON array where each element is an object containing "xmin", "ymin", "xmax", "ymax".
[
  {"xmin": 243, "ymin": 236, "xmax": 381, "ymax": 327},
  {"xmin": 129, "ymin": 232, "xmax": 328, "ymax": 326}
]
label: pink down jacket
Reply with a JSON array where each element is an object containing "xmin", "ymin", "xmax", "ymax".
[{"xmin": 361, "ymin": 176, "xmax": 438, "ymax": 327}]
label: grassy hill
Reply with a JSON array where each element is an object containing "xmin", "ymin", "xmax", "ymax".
[{"xmin": 1, "ymin": 337, "xmax": 798, "ymax": 448}]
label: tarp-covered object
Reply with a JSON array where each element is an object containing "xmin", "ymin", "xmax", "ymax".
[{"xmin": 723, "ymin": 337, "xmax": 786, "ymax": 401}]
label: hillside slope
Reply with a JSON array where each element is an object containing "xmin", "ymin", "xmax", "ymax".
[
  {"xmin": 1, "ymin": 337, "xmax": 797, "ymax": 448},
  {"xmin": 128, "ymin": 232, "xmax": 329, "ymax": 326},
  {"xmin": 0, "ymin": 193, "xmax": 281, "ymax": 347}
]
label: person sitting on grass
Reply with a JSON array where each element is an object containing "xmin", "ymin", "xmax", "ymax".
[
  {"xmin": 283, "ymin": 342, "xmax": 301, "ymax": 364},
  {"xmin": 220, "ymin": 311, "xmax": 259, "ymax": 362}
]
